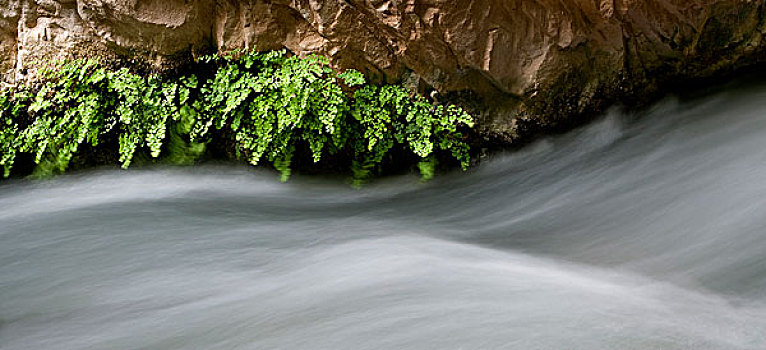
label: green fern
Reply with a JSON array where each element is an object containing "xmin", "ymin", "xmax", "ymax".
[{"xmin": 0, "ymin": 50, "xmax": 475, "ymax": 183}]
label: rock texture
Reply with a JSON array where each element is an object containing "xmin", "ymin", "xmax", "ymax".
[{"xmin": 2, "ymin": 0, "xmax": 765, "ymax": 144}]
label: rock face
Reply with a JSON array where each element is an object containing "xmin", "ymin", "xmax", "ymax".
[{"xmin": 2, "ymin": 0, "xmax": 765, "ymax": 143}]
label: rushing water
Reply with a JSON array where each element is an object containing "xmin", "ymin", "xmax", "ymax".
[{"xmin": 3, "ymin": 78, "xmax": 766, "ymax": 350}]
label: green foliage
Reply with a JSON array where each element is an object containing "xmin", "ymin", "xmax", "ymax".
[
  {"xmin": 0, "ymin": 50, "xmax": 474, "ymax": 182},
  {"xmin": 0, "ymin": 90, "xmax": 28, "ymax": 177},
  {"xmin": 417, "ymin": 156, "xmax": 438, "ymax": 182},
  {"xmin": 0, "ymin": 60, "xmax": 184, "ymax": 176}
]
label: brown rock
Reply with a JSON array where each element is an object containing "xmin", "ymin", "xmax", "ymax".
[{"xmin": 1, "ymin": 0, "xmax": 764, "ymax": 144}]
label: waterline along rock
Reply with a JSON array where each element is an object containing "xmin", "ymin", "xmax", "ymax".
[{"xmin": 1, "ymin": 0, "xmax": 764, "ymax": 144}]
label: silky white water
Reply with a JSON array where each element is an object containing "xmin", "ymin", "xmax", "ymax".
[{"xmin": 2, "ymin": 78, "xmax": 766, "ymax": 349}]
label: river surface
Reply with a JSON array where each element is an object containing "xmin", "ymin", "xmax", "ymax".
[{"xmin": 3, "ymin": 78, "xmax": 766, "ymax": 349}]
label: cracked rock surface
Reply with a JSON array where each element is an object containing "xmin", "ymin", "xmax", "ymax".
[{"xmin": 1, "ymin": 0, "xmax": 764, "ymax": 143}]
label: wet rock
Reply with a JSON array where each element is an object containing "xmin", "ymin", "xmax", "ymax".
[{"xmin": 1, "ymin": 0, "xmax": 764, "ymax": 144}]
